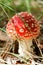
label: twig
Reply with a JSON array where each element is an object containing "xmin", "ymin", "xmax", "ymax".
[
  {"xmin": 23, "ymin": 50, "xmax": 43, "ymax": 59},
  {"xmin": 0, "ymin": 58, "xmax": 7, "ymax": 64},
  {"xmin": 35, "ymin": 39, "xmax": 43, "ymax": 57},
  {"xmin": 0, "ymin": 51, "xmax": 31, "ymax": 64}
]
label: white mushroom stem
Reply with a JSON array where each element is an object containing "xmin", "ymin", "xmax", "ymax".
[{"xmin": 18, "ymin": 39, "xmax": 33, "ymax": 58}]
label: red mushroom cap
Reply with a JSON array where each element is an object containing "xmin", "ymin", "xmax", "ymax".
[
  {"xmin": 6, "ymin": 12, "xmax": 40, "ymax": 40},
  {"xmin": 6, "ymin": 20, "xmax": 17, "ymax": 40}
]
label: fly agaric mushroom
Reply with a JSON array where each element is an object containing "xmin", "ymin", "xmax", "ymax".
[{"xmin": 6, "ymin": 12, "xmax": 40, "ymax": 58}]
